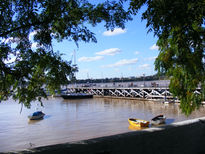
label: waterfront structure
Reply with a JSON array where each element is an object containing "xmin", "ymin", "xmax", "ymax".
[
  {"xmin": 65, "ymin": 87, "xmax": 172, "ymax": 100},
  {"xmin": 61, "ymin": 80, "xmax": 201, "ymax": 101}
]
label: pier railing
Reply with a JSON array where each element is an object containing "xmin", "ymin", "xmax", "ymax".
[
  {"xmin": 61, "ymin": 80, "xmax": 201, "ymax": 101},
  {"xmin": 63, "ymin": 87, "xmax": 177, "ymax": 100}
]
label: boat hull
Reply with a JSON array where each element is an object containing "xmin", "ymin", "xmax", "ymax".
[
  {"xmin": 61, "ymin": 93, "xmax": 93, "ymax": 99},
  {"xmin": 128, "ymin": 118, "xmax": 149, "ymax": 127},
  {"xmin": 28, "ymin": 111, "xmax": 45, "ymax": 120},
  {"xmin": 151, "ymin": 115, "xmax": 166, "ymax": 125}
]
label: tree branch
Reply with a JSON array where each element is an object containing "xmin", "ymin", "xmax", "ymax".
[{"xmin": 0, "ymin": 21, "xmax": 44, "ymax": 37}]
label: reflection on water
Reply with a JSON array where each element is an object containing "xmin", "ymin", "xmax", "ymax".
[
  {"xmin": 28, "ymin": 118, "xmax": 44, "ymax": 125},
  {"xmin": 0, "ymin": 97, "xmax": 205, "ymax": 152}
]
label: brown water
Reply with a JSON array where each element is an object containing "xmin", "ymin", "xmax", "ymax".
[{"xmin": 1, "ymin": 97, "xmax": 205, "ymax": 152}]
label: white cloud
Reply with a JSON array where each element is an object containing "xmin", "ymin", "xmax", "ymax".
[
  {"xmin": 96, "ymin": 48, "xmax": 121, "ymax": 56},
  {"xmin": 149, "ymin": 44, "xmax": 159, "ymax": 50},
  {"xmin": 103, "ymin": 28, "xmax": 127, "ymax": 36},
  {"xmin": 2, "ymin": 37, "xmax": 13, "ymax": 43},
  {"xmin": 138, "ymin": 64, "xmax": 150, "ymax": 69},
  {"xmin": 4, "ymin": 51, "xmax": 21, "ymax": 64},
  {"xmin": 4, "ymin": 57, "xmax": 16, "ymax": 64},
  {"xmin": 31, "ymin": 42, "xmax": 44, "ymax": 49},
  {"xmin": 78, "ymin": 56, "xmax": 103, "ymax": 62},
  {"xmin": 31, "ymin": 42, "xmax": 38, "ymax": 48},
  {"xmin": 2, "ymin": 37, "xmax": 20, "ymax": 43},
  {"xmin": 29, "ymin": 31, "xmax": 37, "ymax": 40},
  {"xmin": 103, "ymin": 58, "xmax": 138, "ymax": 68},
  {"xmin": 134, "ymin": 51, "xmax": 140, "ymax": 55}
]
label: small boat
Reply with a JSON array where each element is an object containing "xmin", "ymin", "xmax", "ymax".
[
  {"xmin": 128, "ymin": 118, "xmax": 149, "ymax": 127},
  {"xmin": 128, "ymin": 125, "xmax": 144, "ymax": 131},
  {"xmin": 151, "ymin": 115, "xmax": 166, "ymax": 125},
  {"xmin": 28, "ymin": 111, "xmax": 45, "ymax": 120},
  {"xmin": 61, "ymin": 93, "xmax": 93, "ymax": 99}
]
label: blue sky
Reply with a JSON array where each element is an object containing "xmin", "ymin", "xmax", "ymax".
[
  {"xmin": 3, "ymin": 5, "xmax": 160, "ymax": 80},
  {"xmin": 52, "ymin": 10, "xmax": 160, "ymax": 80}
]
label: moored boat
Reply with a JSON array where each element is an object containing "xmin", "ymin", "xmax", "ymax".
[
  {"xmin": 128, "ymin": 125, "xmax": 144, "ymax": 131},
  {"xmin": 28, "ymin": 111, "xmax": 45, "ymax": 120},
  {"xmin": 61, "ymin": 93, "xmax": 93, "ymax": 99},
  {"xmin": 151, "ymin": 115, "xmax": 166, "ymax": 125},
  {"xmin": 128, "ymin": 118, "xmax": 149, "ymax": 127}
]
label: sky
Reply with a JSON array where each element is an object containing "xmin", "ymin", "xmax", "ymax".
[
  {"xmin": 3, "ymin": 4, "xmax": 160, "ymax": 80},
  {"xmin": 52, "ymin": 10, "xmax": 160, "ymax": 80}
]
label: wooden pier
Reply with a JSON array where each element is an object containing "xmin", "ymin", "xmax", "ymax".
[
  {"xmin": 61, "ymin": 80, "xmax": 201, "ymax": 101},
  {"xmin": 63, "ymin": 87, "xmax": 181, "ymax": 101}
]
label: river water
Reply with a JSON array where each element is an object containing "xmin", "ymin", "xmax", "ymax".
[{"xmin": 1, "ymin": 97, "xmax": 205, "ymax": 152}]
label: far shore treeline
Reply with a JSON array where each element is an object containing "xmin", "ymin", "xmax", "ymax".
[{"xmin": 75, "ymin": 74, "xmax": 167, "ymax": 84}]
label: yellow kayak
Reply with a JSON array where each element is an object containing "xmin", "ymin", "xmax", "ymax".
[{"xmin": 128, "ymin": 118, "xmax": 149, "ymax": 127}]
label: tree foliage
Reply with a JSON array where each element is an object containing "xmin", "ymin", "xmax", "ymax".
[
  {"xmin": 1, "ymin": 0, "xmax": 205, "ymax": 115},
  {"xmin": 130, "ymin": 0, "xmax": 205, "ymax": 115},
  {"xmin": 0, "ymin": 0, "xmax": 131, "ymax": 108}
]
